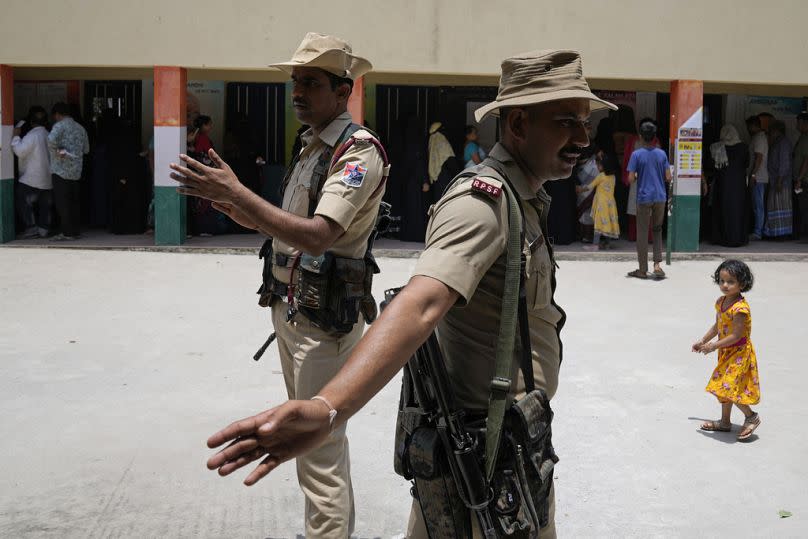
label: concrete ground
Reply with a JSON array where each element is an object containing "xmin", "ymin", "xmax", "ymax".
[{"xmin": 0, "ymin": 250, "xmax": 805, "ymax": 538}]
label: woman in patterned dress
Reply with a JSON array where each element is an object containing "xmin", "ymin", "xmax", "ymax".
[{"xmin": 692, "ymin": 260, "xmax": 761, "ymax": 441}]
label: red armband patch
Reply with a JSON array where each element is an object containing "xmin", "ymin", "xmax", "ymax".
[{"xmin": 471, "ymin": 178, "xmax": 502, "ymax": 199}]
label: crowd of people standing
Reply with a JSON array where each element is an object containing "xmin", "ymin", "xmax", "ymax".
[
  {"xmin": 11, "ymin": 103, "xmax": 91, "ymax": 240},
  {"xmin": 11, "ymin": 96, "xmax": 808, "ymax": 249},
  {"xmin": 541, "ymin": 108, "xmax": 808, "ymax": 250},
  {"xmin": 703, "ymin": 112, "xmax": 808, "ymax": 246},
  {"xmin": 544, "ymin": 109, "xmax": 668, "ymax": 252}
]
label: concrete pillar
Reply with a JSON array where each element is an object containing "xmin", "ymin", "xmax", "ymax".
[
  {"xmin": 347, "ymin": 76, "xmax": 365, "ymax": 125},
  {"xmin": 153, "ymin": 66, "xmax": 187, "ymax": 245},
  {"xmin": 668, "ymin": 80, "xmax": 703, "ymax": 253},
  {"xmin": 364, "ymin": 82, "xmax": 377, "ymax": 132},
  {"xmin": 0, "ymin": 65, "xmax": 14, "ymax": 242}
]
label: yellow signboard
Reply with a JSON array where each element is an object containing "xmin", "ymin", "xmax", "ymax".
[{"xmin": 677, "ymin": 140, "xmax": 702, "ymax": 174}]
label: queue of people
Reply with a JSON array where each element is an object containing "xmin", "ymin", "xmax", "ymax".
[
  {"xmin": 11, "ymin": 103, "xmax": 90, "ymax": 240},
  {"xmin": 705, "ymin": 112, "xmax": 808, "ymax": 245},
  {"xmin": 10, "ymin": 103, "xmax": 258, "ymax": 240},
  {"xmin": 10, "ymin": 102, "xmax": 157, "ymax": 239},
  {"xmin": 9, "ymin": 93, "xmax": 806, "ymax": 249},
  {"xmin": 542, "ymin": 109, "xmax": 808, "ymax": 258}
]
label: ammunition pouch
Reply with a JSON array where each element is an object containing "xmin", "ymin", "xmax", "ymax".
[
  {"xmin": 492, "ymin": 389, "xmax": 558, "ymax": 535},
  {"xmin": 292, "ymin": 252, "xmax": 378, "ymax": 334},
  {"xmin": 256, "ymin": 239, "xmax": 379, "ymax": 333}
]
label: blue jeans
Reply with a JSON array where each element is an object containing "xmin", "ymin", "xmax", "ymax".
[{"xmin": 752, "ymin": 182, "xmax": 766, "ymax": 236}]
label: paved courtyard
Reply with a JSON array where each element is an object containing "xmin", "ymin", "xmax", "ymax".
[{"xmin": 0, "ymin": 249, "xmax": 805, "ymax": 538}]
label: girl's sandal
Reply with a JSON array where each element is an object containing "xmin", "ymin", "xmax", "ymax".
[
  {"xmin": 737, "ymin": 413, "xmax": 761, "ymax": 440},
  {"xmin": 700, "ymin": 420, "xmax": 731, "ymax": 432}
]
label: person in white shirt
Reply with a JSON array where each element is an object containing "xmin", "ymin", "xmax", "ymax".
[
  {"xmin": 746, "ymin": 115, "xmax": 769, "ymax": 240},
  {"xmin": 11, "ymin": 106, "xmax": 52, "ymax": 238}
]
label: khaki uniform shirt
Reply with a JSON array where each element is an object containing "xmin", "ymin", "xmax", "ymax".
[
  {"xmin": 272, "ymin": 112, "xmax": 388, "ymax": 284},
  {"xmin": 413, "ymin": 143, "xmax": 565, "ymax": 411}
]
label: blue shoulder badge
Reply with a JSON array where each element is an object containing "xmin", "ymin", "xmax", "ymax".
[{"xmin": 341, "ymin": 162, "xmax": 367, "ymax": 187}]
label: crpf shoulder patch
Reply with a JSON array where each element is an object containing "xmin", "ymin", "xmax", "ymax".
[
  {"xmin": 341, "ymin": 162, "xmax": 367, "ymax": 187},
  {"xmin": 470, "ymin": 177, "xmax": 503, "ymax": 199}
]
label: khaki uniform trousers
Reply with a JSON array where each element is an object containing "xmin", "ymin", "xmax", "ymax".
[{"xmin": 272, "ymin": 303, "xmax": 364, "ymax": 538}]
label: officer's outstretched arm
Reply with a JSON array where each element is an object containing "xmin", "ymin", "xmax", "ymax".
[
  {"xmin": 206, "ymin": 275, "xmax": 459, "ymax": 486},
  {"xmin": 170, "ymin": 149, "xmax": 343, "ymax": 255}
]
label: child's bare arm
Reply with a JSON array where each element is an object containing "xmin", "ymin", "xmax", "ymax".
[
  {"xmin": 702, "ymin": 322, "xmax": 718, "ymax": 342},
  {"xmin": 692, "ymin": 322, "xmax": 718, "ymax": 352},
  {"xmin": 701, "ymin": 313, "xmax": 746, "ymax": 354}
]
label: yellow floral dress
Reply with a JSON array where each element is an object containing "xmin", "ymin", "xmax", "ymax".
[
  {"xmin": 588, "ymin": 173, "xmax": 620, "ymax": 238},
  {"xmin": 705, "ymin": 296, "xmax": 760, "ymax": 404}
]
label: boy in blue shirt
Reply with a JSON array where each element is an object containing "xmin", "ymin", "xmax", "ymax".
[{"xmin": 627, "ymin": 120, "xmax": 671, "ymax": 279}]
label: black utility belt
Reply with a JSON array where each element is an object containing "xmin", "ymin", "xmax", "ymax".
[{"xmin": 258, "ymin": 249, "xmax": 380, "ymax": 333}]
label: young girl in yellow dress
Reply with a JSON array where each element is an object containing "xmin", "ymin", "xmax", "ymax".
[
  {"xmin": 692, "ymin": 259, "xmax": 761, "ymax": 440},
  {"xmin": 577, "ymin": 151, "xmax": 620, "ymax": 250}
]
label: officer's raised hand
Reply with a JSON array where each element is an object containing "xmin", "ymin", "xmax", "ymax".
[
  {"xmin": 206, "ymin": 399, "xmax": 333, "ymax": 486},
  {"xmin": 170, "ymin": 149, "xmax": 243, "ymax": 204}
]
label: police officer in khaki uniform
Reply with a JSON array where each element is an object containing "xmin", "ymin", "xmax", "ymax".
[
  {"xmin": 204, "ymin": 50, "xmax": 615, "ymax": 539},
  {"xmin": 172, "ymin": 33, "xmax": 387, "ymax": 539}
]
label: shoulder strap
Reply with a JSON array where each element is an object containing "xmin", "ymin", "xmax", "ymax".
[
  {"xmin": 480, "ymin": 158, "xmax": 533, "ymax": 391},
  {"xmin": 331, "ymin": 126, "xmax": 390, "ymax": 169},
  {"xmin": 478, "ymin": 160, "xmax": 525, "ymax": 482},
  {"xmin": 306, "ymin": 123, "xmax": 363, "ymax": 216}
]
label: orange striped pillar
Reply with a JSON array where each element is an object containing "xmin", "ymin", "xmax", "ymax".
[
  {"xmin": 153, "ymin": 66, "xmax": 187, "ymax": 245},
  {"xmin": 667, "ymin": 80, "xmax": 703, "ymax": 253},
  {"xmin": 0, "ymin": 65, "xmax": 14, "ymax": 243},
  {"xmin": 347, "ymin": 77, "xmax": 365, "ymax": 126}
]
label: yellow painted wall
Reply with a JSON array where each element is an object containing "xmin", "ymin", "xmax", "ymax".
[{"xmin": 2, "ymin": 0, "xmax": 807, "ymax": 88}]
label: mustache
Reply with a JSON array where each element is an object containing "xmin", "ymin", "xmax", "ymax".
[
  {"xmin": 292, "ymin": 99, "xmax": 308, "ymax": 108},
  {"xmin": 559, "ymin": 146, "xmax": 583, "ymax": 156}
]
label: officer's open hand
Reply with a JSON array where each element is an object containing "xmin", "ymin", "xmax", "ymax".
[
  {"xmin": 206, "ymin": 399, "xmax": 332, "ymax": 486},
  {"xmin": 170, "ymin": 149, "xmax": 243, "ymax": 203}
]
